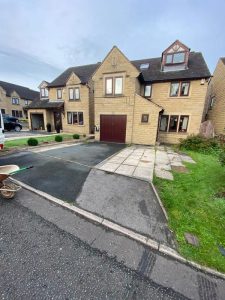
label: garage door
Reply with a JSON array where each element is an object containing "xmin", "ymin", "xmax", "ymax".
[{"xmin": 100, "ymin": 115, "xmax": 127, "ymax": 143}]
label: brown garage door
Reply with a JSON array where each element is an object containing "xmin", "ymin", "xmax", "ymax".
[{"xmin": 100, "ymin": 115, "xmax": 127, "ymax": 143}]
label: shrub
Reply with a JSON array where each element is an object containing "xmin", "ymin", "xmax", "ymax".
[
  {"xmin": 73, "ymin": 134, "xmax": 80, "ymax": 139},
  {"xmin": 179, "ymin": 135, "xmax": 221, "ymax": 154},
  {"xmin": 219, "ymin": 151, "xmax": 225, "ymax": 166},
  {"xmin": 27, "ymin": 138, "xmax": 38, "ymax": 146},
  {"xmin": 55, "ymin": 135, "xmax": 63, "ymax": 142},
  {"xmin": 83, "ymin": 134, "xmax": 86, "ymax": 138}
]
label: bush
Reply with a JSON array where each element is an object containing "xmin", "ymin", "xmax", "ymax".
[
  {"xmin": 179, "ymin": 135, "xmax": 221, "ymax": 154},
  {"xmin": 27, "ymin": 138, "xmax": 38, "ymax": 146},
  {"xmin": 219, "ymin": 151, "xmax": 225, "ymax": 166},
  {"xmin": 55, "ymin": 135, "xmax": 63, "ymax": 142},
  {"xmin": 73, "ymin": 134, "xmax": 80, "ymax": 139}
]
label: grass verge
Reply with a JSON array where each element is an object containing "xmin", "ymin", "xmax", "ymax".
[
  {"xmin": 4, "ymin": 134, "xmax": 74, "ymax": 149},
  {"xmin": 153, "ymin": 151, "xmax": 225, "ymax": 273}
]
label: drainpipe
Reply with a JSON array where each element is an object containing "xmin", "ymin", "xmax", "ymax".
[{"xmin": 131, "ymin": 93, "xmax": 136, "ymax": 144}]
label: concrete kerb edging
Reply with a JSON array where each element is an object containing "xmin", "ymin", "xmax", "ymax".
[
  {"xmin": 150, "ymin": 182, "xmax": 169, "ymax": 221},
  {"xmin": 10, "ymin": 178, "xmax": 225, "ymax": 281}
]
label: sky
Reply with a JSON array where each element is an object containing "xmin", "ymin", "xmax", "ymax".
[{"xmin": 0, "ymin": 0, "xmax": 225, "ymax": 90}]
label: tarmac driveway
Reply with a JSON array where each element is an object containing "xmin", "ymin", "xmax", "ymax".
[{"xmin": 0, "ymin": 142, "xmax": 125, "ymax": 201}]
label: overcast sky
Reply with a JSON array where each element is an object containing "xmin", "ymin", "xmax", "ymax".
[{"xmin": 0, "ymin": 0, "xmax": 224, "ymax": 90}]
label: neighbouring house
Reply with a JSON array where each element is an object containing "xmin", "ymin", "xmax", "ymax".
[
  {"xmin": 27, "ymin": 64, "xmax": 99, "ymax": 133},
  {"xmin": 0, "ymin": 81, "xmax": 39, "ymax": 118},
  {"xmin": 205, "ymin": 58, "xmax": 225, "ymax": 135},
  {"xmin": 27, "ymin": 40, "xmax": 211, "ymax": 144},
  {"xmin": 93, "ymin": 40, "xmax": 211, "ymax": 144}
]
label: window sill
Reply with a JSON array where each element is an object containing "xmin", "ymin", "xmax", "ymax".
[
  {"xmin": 67, "ymin": 124, "xmax": 85, "ymax": 127},
  {"xmin": 140, "ymin": 123, "xmax": 149, "ymax": 125},
  {"xmin": 168, "ymin": 96, "xmax": 190, "ymax": 99},
  {"xmin": 68, "ymin": 99, "xmax": 81, "ymax": 102},
  {"xmin": 104, "ymin": 94, "xmax": 124, "ymax": 98},
  {"xmin": 159, "ymin": 131, "xmax": 188, "ymax": 134}
]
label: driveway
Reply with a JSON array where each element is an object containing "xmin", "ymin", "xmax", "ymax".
[
  {"xmin": 0, "ymin": 142, "xmax": 125, "ymax": 201},
  {"xmin": 0, "ymin": 142, "xmax": 175, "ymax": 247}
]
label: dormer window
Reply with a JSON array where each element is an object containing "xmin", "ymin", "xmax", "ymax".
[
  {"xmin": 166, "ymin": 52, "xmax": 185, "ymax": 64},
  {"xmin": 162, "ymin": 40, "xmax": 190, "ymax": 71},
  {"xmin": 41, "ymin": 88, "xmax": 48, "ymax": 98}
]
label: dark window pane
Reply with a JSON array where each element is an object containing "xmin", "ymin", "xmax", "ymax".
[
  {"xmin": 180, "ymin": 82, "xmax": 190, "ymax": 96},
  {"xmin": 78, "ymin": 112, "xmax": 84, "ymax": 125},
  {"xmin": 141, "ymin": 114, "xmax": 149, "ymax": 123},
  {"xmin": 73, "ymin": 112, "xmax": 78, "ymax": 124},
  {"xmin": 179, "ymin": 116, "xmax": 189, "ymax": 132},
  {"xmin": 170, "ymin": 83, "xmax": 179, "ymax": 97},
  {"xmin": 169, "ymin": 115, "xmax": 179, "ymax": 132},
  {"xmin": 159, "ymin": 115, "xmax": 169, "ymax": 131}
]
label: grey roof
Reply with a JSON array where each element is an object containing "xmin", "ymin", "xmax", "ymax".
[
  {"xmin": 47, "ymin": 52, "xmax": 210, "ymax": 87},
  {"xmin": 0, "ymin": 80, "xmax": 39, "ymax": 100},
  {"xmin": 47, "ymin": 63, "xmax": 100, "ymax": 87},
  {"xmin": 132, "ymin": 52, "xmax": 211, "ymax": 82},
  {"xmin": 131, "ymin": 52, "xmax": 211, "ymax": 82},
  {"xmin": 27, "ymin": 99, "xmax": 64, "ymax": 109}
]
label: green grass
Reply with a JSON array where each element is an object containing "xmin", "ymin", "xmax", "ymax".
[
  {"xmin": 4, "ymin": 134, "xmax": 74, "ymax": 149},
  {"xmin": 153, "ymin": 151, "xmax": 225, "ymax": 273}
]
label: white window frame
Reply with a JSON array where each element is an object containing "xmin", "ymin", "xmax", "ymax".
[
  {"xmin": 12, "ymin": 97, "xmax": 19, "ymax": 105},
  {"xmin": 67, "ymin": 111, "xmax": 84, "ymax": 125},
  {"xmin": 144, "ymin": 85, "xmax": 152, "ymax": 97},
  {"xmin": 69, "ymin": 87, "xmax": 80, "ymax": 100},
  {"xmin": 57, "ymin": 88, "xmax": 62, "ymax": 99}
]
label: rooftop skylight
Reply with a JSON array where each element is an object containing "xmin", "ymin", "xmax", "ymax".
[{"xmin": 140, "ymin": 63, "xmax": 149, "ymax": 69}]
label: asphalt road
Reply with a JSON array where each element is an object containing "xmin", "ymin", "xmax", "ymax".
[
  {"xmin": 0, "ymin": 197, "xmax": 187, "ymax": 300},
  {"xmin": 0, "ymin": 142, "xmax": 125, "ymax": 201}
]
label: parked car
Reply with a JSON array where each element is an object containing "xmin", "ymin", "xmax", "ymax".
[
  {"xmin": 3, "ymin": 115, "xmax": 22, "ymax": 132},
  {"xmin": 0, "ymin": 111, "xmax": 5, "ymax": 149}
]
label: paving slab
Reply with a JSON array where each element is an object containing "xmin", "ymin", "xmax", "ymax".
[
  {"xmin": 155, "ymin": 168, "xmax": 174, "ymax": 180},
  {"xmin": 115, "ymin": 164, "xmax": 135, "ymax": 176},
  {"xmin": 100, "ymin": 162, "xmax": 120, "ymax": 172},
  {"xmin": 133, "ymin": 167, "xmax": 153, "ymax": 180}
]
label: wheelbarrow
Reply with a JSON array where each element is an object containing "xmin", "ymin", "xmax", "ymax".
[{"xmin": 0, "ymin": 165, "xmax": 33, "ymax": 199}]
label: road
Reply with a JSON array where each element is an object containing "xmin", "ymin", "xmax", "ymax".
[{"xmin": 0, "ymin": 189, "xmax": 224, "ymax": 300}]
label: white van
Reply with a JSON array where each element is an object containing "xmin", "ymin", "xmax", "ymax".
[{"xmin": 0, "ymin": 111, "xmax": 5, "ymax": 149}]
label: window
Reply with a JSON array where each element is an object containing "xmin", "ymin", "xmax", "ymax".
[
  {"xmin": 12, "ymin": 110, "xmax": 22, "ymax": 118},
  {"xmin": 168, "ymin": 115, "xmax": 179, "ymax": 132},
  {"xmin": 144, "ymin": 85, "xmax": 152, "ymax": 97},
  {"xmin": 209, "ymin": 97, "xmax": 215, "ymax": 109},
  {"xmin": 67, "ymin": 112, "xmax": 84, "ymax": 125},
  {"xmin": 69, "ymin": 88, "xmax": 80, "ymax": 100},
  {"xmin": 140, "ymin": 63, "xmax": 149, "ymax": 69},
  {"xmin": 159, "ymin": 115, "xmax": 169, "ymax": 132},
  {"xmin": 170, "ymin": 82, "xmax": 179, "ymax": 97},
  {"xmin": 57, "ymin": 89, "xmax": 62, "ymax": 99},
  {"xmin": 24, "ymin": 100, "xmax": 29, "ymax": 106},
  {"xmin": 170, "ymin": 82, "xmax": 190, "ymax": 97},
  {"xmin": 12, "ymin": 97, "xmax": 19, "ymax": 105},
  {"xmin": 166, "ymin": 52, "xmax": 185, "ymax": 64},
  {"xmin": 1, "ymin": 109, "xmax": 5, "ymax": 114},
  {"xmin": 105, "ymin": 78, "xmax": 113, "ymax": 95},
  {"xmin": 105, "ymin": 76, "xmax": 124, "ymax": 95},
  {"xmin": 179, "ymin": 116, "xmax": 189, "ymax": 132},
  {"xmin": 180, "ymin": 82, "xmax": 190, "ymax": 96},
  {"xmin": 115, "ymin": 77, "xmax": 123, "ymax": 95},
  {"xmin": 41, "ymin": 88, "xmax": 48, "ymax": 98},
  {"xmin": 141, "ymin": 114, "xmax": 149, "ymax": 123}
]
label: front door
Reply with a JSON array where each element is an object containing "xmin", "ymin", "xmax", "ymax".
[{"xmin": 54, "ymin": 111, "xmax": 62, "ymax": 130}]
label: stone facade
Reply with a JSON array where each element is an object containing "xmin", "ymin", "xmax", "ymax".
[
  {"xmin": 0, "ymin": 87, "xmax": 32, "ymax": 118},
  {"xmin": 206, "ymin": 58, "xmax": 225, "ymax": 135},
  {"xmin": 93, "ymin": 46, "xmax": 209, "ymax": 145}
]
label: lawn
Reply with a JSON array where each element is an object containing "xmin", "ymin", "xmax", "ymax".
[
  {"xmin": 154, "ymin": 151, "xmax": 225, "ymax": 273},
  {"xmin": 4, "ymin": 134, "xmax": 74, "ymax": 149}
]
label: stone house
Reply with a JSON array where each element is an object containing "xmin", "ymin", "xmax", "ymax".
[
  {"xmin": 205, "ymin": 58, "xmax": 225, "ymax": 135},
  {"xmin": 27, "ymin": 40, "xmax": 211, "ymax": 144},
  {"xmin": 0, "ymin": 80, "xmax": 39, "ymax": 118}
]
